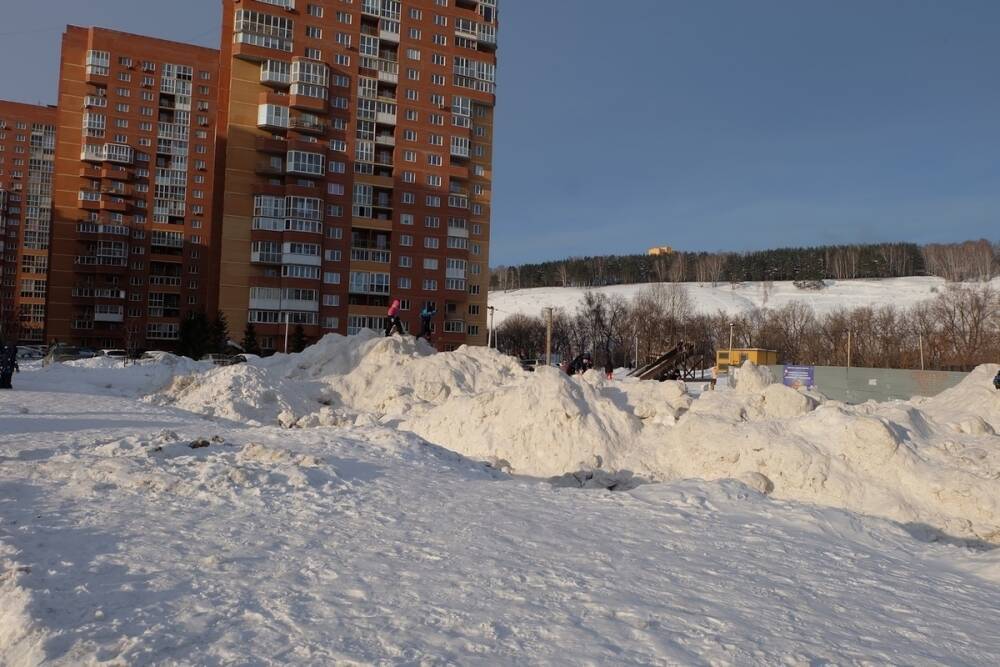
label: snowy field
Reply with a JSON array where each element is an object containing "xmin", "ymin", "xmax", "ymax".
[
  {"xmin": 3, "ymin": 335, "xmax": 1000, "ymax": 664},
  {"xmin": 488, "ymin": 276, "xmax": 1000, "ymax": 324}
]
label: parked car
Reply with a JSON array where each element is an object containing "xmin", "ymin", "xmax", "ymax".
[
  {"xmin": 16, "ymin": 346, "xmax": 45, "ymax": 361},
  {"xmin": 77, "ymin": 348, "xmax": 97, "ymax": 359},
  {"xmin": 97, "ymin": 349, "xmax": 127, "ymax": 359},
  {"xmin": 43, "ymin": 345, "xmax": 83, "ymax": 366},
  {"xmin": 201, "ymin": 353, "xmax": 247, "ymax": 366}
]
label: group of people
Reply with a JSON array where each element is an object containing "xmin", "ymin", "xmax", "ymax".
[
  {"xmin": 0, "ymin": 343, "xmax": 18, "ymax": 389},
  {"xmin": 384, "ymin": 299, "xmax": 437, "ymax": 341}
]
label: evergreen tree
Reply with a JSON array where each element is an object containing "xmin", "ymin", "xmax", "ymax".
[
  {"xmin": 177, "ymin": 311, "xmax": 210, "ymax": 360},
  {"xmin": 242, "ymin": 322, "xmax": 261, "ymax": 355},
  {"xmin": 290, "ymin": 324, "xmax": 308, "ymax": 353},
  {"xmin": 208, "ymin": 311, "xmax": 230, "ymax": 354}
]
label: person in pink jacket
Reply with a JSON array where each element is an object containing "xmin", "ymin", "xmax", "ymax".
[{"xmin": 385, "ymin": 298, "xmax": 404, "ymax": 336}]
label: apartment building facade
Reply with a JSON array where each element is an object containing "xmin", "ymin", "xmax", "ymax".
[
  {"xmin": 47, "ymin": 27, "xmax": 220, "ymax": 350},
  {"xmin": 0, "ymin": 101, "xmax": 57, "ymax": 345},
  {"xmin": 216, "ymin": 0, "xmax": 496, "ymax": 352}
]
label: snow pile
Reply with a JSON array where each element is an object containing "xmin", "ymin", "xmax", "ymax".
[
  {"xmin": 405, "ymin": 366, "xmax": 643, "ymax": 476},
  {"xmin": 144, "ymin": 335, "xmax": 1000, "ymax": 542},
  {"xmin": 37, "ymin": 430, "xmax": 339, "ymax": 504},
  {"xmin": 630, "ymin": 367, "xmax": 1000, "ymax": 543},
  {"xmin": 916, "ymin": 364, "xmax": 1000, "ymax": 433},
  {"xmin": 0, "ymin": 545, "xmax": 46, "ymax": 667},
  {"xmin": 24, "ymin": 355, "xmax": 210, "ymax": 397},
  {"xmin": 149, "ymin": 364, "xmax": 324, "ymax": 425}
]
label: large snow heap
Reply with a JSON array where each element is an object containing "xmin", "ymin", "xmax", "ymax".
[{"xmin": 143, "ymin": 334, "xmax": 1000, "ymax": 543}]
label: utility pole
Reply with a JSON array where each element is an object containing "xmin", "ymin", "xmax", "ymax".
[
  {"xmin": 487, "ymin": 306, "xmax": 495, "ymax": 348},
  {"xmin": 634, "ymin": 334, "xmax": 639, "ymax": 370},
  {"xmin": 544, "ymin": 307, "xmax": 553, "ymax": 366},
  {"xmin": 919, "ymin": 334, "xmax": 924, "ymax": 371},
  {"xmin": 728, "ymin": 321, "xmax": 735, "ymax": 374},
  {"xmin": 284, "ymin": 311, "xmax": 290, "ymax": 354},
  {"xmin": 846, "ymin": 329, "xmax": 852, "ymax": 372}
]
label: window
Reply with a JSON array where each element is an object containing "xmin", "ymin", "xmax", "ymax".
[
  {"xmin": 308, "ymin": 4, "xmax": 324, "ymax": 17},
  {"xmin": 324, "ymin": 272, "xmax": 341, "ymax": 284},
  {"xmin": 424, "ymin": 237, "xmax": 440, "ymax": 249},
  {"xmin": 423, "ymin": 258, "xmax": 439, "ymax": 270},
  {"xmin": 399, "ymin": 255, "xmax": 413, "ymax": 268},
  {"xmin": 306, "ymin": 26, "xmax": 323, "ymax": 38},
  {"xmin": 401, "ymin": 213, "xmax": 414, "ymax": 226},
  {"xmin": 423, "ymin": 279, "xmax": 438, "ymax": 291},
  {"xmin": 323, "ymin": 294, "xmax": 340, "ymax": 307},
  {"xmin": 399, "ymin": 234, "xmax": 413, "ymax": 247}
]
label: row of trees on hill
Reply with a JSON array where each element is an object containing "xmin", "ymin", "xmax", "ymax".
[
  {"xmin": 495, "ymin": 283, "xmax": 1000, "ymax": 372},
  {"xmin": 490, "ymin": 239, "xmax": 1000, "ymax": 290}
]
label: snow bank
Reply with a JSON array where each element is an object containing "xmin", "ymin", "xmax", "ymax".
[
  {"xmin": 146, "ymin": 335, "xmax": 1000, "ymax": 543},
  {"xmin": 39, "ymin": 430, "xmax": 339, "ymax": 504},
  {"xmin": 0, "ymin": 545, "xmax": 47, "ymax": 666},
  {"xmin": 149, "ymin": 364, "xmax": 324, "ymax": 425},
  {"xmin": 22, "ymin": 355, "xmax": 210, "ymax": 397}
]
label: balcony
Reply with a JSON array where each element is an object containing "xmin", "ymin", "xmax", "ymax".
[
  {"xmin": 77, "ymin": 223, "xmax": 129, "ymax": 237},
  {"xmin": 83, "ymin": 95, "xmax": 108, "ymax": 109},
  {"xmin": 375, "ymin": 133, "xmax": 395, "ymax": 146},
  {"xmin": 350, "ymin": 248, "xmax": 391, "ymax": 263},
  {"xmin": 376, "ymin": 59, "xmax": 399, "ymax": 84},
  {"xmin": 348, "ymin": 279, "xmax": 390, "ymax": 296},
  {"xmin": 149, "ymin": 275, "xmax": 182, "ymax": 287},
  {"xmin": 81, "ymin": 143, "xmax": 134, "ymax": 165},
  {"xmin": 255, "ymin": 162, "xmax": 285, "ymax": 176},
  {"xmin": 251, "ymin": 251, "xmax": 282, "ymax": 264},
  {"xmin": 255, "ymin": 136, "xmax": 287, "ymax": 154},
  {"xmin": 74, "ymin": 256, "xmax": 127, "ymax": 267},
  {"xmin": 100, "ymin": 198, "xmax": 128, "ymax": 213},
  {"xmin": 94, "ymin": 306, "xmax": 125, "ymax": 323},
  {"xmin": 71, "ymin": 288, "xmax": 126, "ymax": 299},
  {"xmin": 289, "ymin": 117, "xmax": 326, "ymax": 134},
  {"xmin": 282, "ymin": 252, "xmax": 322, "ymax": 267},
  {"xmin": 260, "ymin": 60, "xmax": 292, "ymax": 88}
]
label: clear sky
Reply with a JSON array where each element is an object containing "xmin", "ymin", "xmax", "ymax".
[{"xmin": 2, "ymin": 1, "xmax": 998, "ymax": 265}]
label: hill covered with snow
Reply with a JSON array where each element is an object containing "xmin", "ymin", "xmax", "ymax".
[{"xmin": 488, "ymin": 276, "xmax": 1000, "ymax": 325}]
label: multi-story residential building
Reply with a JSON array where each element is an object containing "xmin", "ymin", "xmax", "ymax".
[
  {"xmin": 216, "ymin": 0, "xmax": 496, "ymax": 352},
  {"xmin": 0, "ymin": 101, "xmax": 57, "ymax": 344},
  {"xmin": 47, "ymin": 27, "xmax": 220, "ymax": 350}
]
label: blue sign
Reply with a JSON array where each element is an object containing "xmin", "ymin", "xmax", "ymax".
[{"xmin": 783, "ymin": 365, "xmax": 815, "ymax": 389}]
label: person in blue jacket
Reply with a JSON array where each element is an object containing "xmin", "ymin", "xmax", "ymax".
[{"xmin": 418, "ymin": 303, "xmax": 437, "ymax": 340}]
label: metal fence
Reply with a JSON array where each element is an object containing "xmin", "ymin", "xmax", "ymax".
[{"xmin": 765, "ymin": 365, "xmax": 969, "ymax": 404}]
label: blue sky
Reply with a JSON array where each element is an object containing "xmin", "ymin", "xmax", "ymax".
[{"xmin": 2, "ymin": 1, "xmax": 998, "ymax": 265}]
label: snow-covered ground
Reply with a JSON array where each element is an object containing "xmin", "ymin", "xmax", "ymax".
[
  {"xmin": 3, "ymin": 334, "xmax": 1000, "ymax": 664},
  {"xmin": 488, "ymin": 277, "xmax": 1000, "ymax": 324}
]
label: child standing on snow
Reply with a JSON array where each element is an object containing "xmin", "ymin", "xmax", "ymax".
[
  {"xmin": 994, "ymin": 370, "xmax": 1000, "ymax": 391},
  {"xmin": 418, "ymin": 303, "xmax": 437, "ymax": 340},
  {"xmin": 385, "ymin": 299, "xmax": 404, "ymax": 337}
]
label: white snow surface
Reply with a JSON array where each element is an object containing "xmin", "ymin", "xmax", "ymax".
[
  {"xmin": 3, "ymin": 340, "xmax": 1000, "ymax": 663},
  {"xmin": 488, "ymin": 276, "xmax": 1000, "ymax": 324}
]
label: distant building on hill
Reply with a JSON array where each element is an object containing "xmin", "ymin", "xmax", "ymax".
[{"xmin": 647, "ymin": 246, "xmax": 675, "ymax": 256}]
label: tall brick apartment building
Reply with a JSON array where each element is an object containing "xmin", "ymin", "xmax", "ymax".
[
  {"xmin": 47, "ymin": 27, "xmax": 220, "ymax": 350},
  {"xmin": 0, "ymin": 101, "xmax": 57, "ymax": 345},
  {"xmin": 1, "ymin": 0, "xmax": 497, "ymax": 353},
  {"xmin": 216, "ymin": 0, "xmax": 497, "ymax": 351}
]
